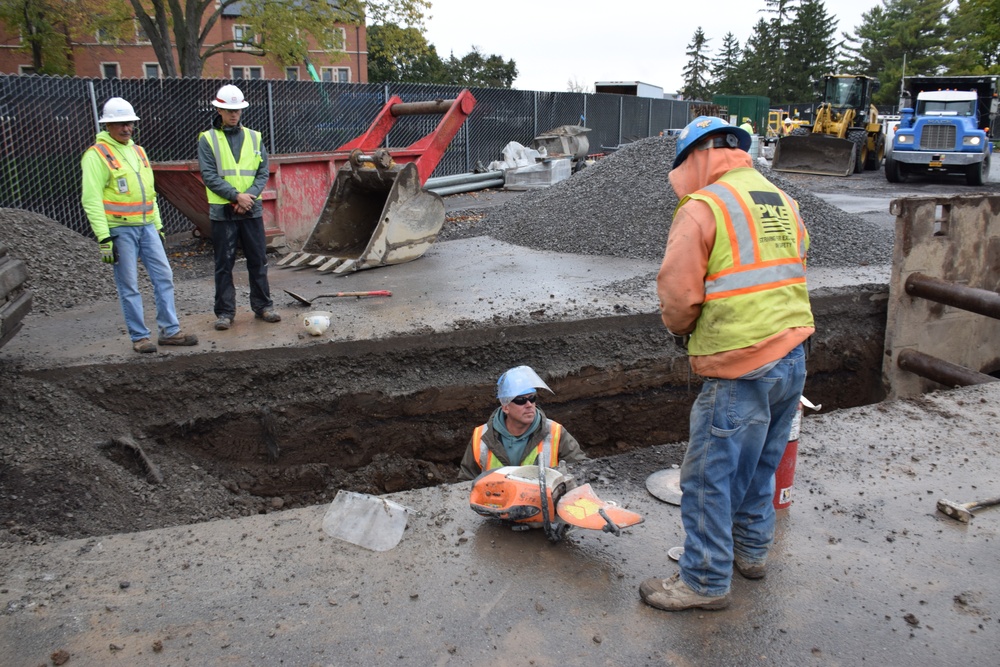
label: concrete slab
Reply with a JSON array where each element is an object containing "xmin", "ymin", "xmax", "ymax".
[{"xmin": 2, "ymin": 381, "xmax": 998, "ymax": 666}]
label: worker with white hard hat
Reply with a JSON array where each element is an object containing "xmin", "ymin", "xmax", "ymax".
[
  {"xmin": 198, "ymin": 84, "xmax": 279, "ymax": 331},
  {"xmin": 639, "ymin": 116, "xmax": 813, "ymax": 612},
  {"xmin": 458, "ymin": 365, "xmax": 588, "ymax": 480},
  {"xmin": 80, "ymin": 97, "xmax": 198, "ymax": 353}
]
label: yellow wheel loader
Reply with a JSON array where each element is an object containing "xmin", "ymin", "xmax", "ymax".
[{"xmin": 772, "ymin": 74, "xmax": 886, "ymax": 176}]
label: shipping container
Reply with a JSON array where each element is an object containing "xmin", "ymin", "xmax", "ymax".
[{"xmin": 712, "ymin": 95, "xmax": 770, "ymax": 135}]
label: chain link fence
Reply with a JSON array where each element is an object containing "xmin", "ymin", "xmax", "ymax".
[{"xmin": 0, "ymin": 75, "xmax": 699, "ymax": 238}]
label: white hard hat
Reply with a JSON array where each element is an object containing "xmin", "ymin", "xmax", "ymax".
[
  {"xmin": 496, "ymin": 365, "xmax": 552, "ymax": 405},
  {"xmin": 98, "ymin": 97, "xmax": 139, "ymax": 123},
  {"xmin": 212, "ymin": 84, "xmax": 249, "ymax": 110},
  {"xmin": 303, "ymin": 311, "xmax": 332, "ymax": 336}
]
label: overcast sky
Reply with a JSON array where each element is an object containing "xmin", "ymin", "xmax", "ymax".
[{"xmin": 422, "ymin": 0, "xmax": 881, "ymax": 94}]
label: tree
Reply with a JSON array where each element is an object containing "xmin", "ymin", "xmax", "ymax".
[
  {"xmin": 367, "ymin": 22, "xmax": 447, "ymax": 83},
  {"xmin": 734, "ymin": 19, "xmax": 774, "ymax": 98},
  {"xmin": 710, "ymin": 32, "xmax": 742, "ymax": 95},
  {"xmin": 840, "ymin": 0, "xmax": 951, "ymax": 105},
  {"xmin": 680, "ymin": 27, "xmax": 712, "ymax": 100},
  {"xmin": 0, "ymin": 0, "xmax": 131, "ymax": 75},
  {"xmin": 443, "ymin": 46, "xmax": 517, "ymax": 88},
  {"xmin": 127, "ymin": 0, "xmax": 430, "ymax": 79},
  {"xmin": 945, "ymin": 0, "xmax": 1000, "ymax": 72},
  {"xmin": 782, "ymin": 0, "xmax": 838, "ymax": 102}
]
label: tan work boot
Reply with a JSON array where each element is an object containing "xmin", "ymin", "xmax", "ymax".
[
  {"xmin": 158, "ymin": 332, "xmax": 199, "ymax": 346},
  {"xmin": 639, "ymin": 573, "xmax": 730, "ymax": 611},
  {"xmin": 132, "ymin": 338, "xmax": 156, "ymax": 353},
  {"xmin": 255, "ymin": 308, "xmax": 281, "ymax": 323},
  {"xmin": 734, "ymin": 554, "xmax": 766, "ymax": 579}
]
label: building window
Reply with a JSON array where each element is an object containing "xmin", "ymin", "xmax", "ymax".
[
  {"xmin": 321, "ymin": 67, "xmax": 350, "ymax": 83},
  {"xmin": 330, "ymin": 27, "xmax": 346, "ymax": 50},
  {"xmin": 144, "ymin": 63, "xmax": 160, "ymax": 79},
  {"xmin": 285, "ymin": 67, "xmax": 299, "ymax": 81},
  {"xmin": 101, "ymin": 62, "xmax": 120, "ymax": 79},
  {"xmin": 96, "ymin": 27, "xmax": 117, "ymax": 44},
  {"xmin": 234, "ymin": 24, "xmax": 258, "ymax": 50},
  {"xmin": 18, "ymin": 65, "xmax": 36, "ymax": 75},
  {"xmin": 135, "ymin": 18, "xmax": 152, "ymax": 44},
  {"xmin": 232, "ymin": 66, "xmax": 263, "ymax": 80}
]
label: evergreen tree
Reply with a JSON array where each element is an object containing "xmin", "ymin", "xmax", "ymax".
[
  {"xmin": 681, "ymin": 27, "xmax": 712, "ymax": 100},
  {"xmin": 711, "ymin": 33, "xmax": 742, "ymax": 95},
  {"xmin": 760, "ymin": 0, "xmax": 798, "ymax": 99},
  {"xmin": 734, "ymin": 19, "xmax": 773, "ymax": 98},
  {"xmin": 945, "ymin": 0, "xmax": 1000, "ymax": 72},
  {"xmin": 782, "ymin": 0, "xmax": 838, "ymax": 102}
]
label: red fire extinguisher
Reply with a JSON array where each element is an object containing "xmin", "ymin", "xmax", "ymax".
[{"xmin": 773, "ymin": 396, "xmax": 820, "ymax": 510}]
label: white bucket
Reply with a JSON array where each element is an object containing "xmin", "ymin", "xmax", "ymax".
[{"xmin": 749, "ymin": 135, "xmax": 761, "ymax": 160}]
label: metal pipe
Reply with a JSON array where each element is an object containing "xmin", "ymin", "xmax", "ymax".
[
  {"xmin": 425, "ymin": 171, "xmax": 504, "ymax": 188},
  {"xmin": 897, "ymin": 349, "xmax": 998, "ymax": 387},
  {"xmin": 427, "ymin": 178, "xmax": 504, "ymax": 196},
  {"xmin": 391, "ymin": 99, "xmax": 455, "ymax": 116},
  {"xmin": 905, "ymin": 272, "xmax": 1000, "ymax": 320}
]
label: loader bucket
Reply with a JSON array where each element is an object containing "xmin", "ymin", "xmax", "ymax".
[
  {"xmin": 278, "ymin": 159, "xmax": 445, "ymax": 274},
  {"xmin": 772, "ymin": 134, "xmax": 857, "ymax": 177}
]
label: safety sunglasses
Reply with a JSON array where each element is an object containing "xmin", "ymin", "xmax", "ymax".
[{"xmin": 510, "ymin": 394, "xmax": 537, "ymax": 406}]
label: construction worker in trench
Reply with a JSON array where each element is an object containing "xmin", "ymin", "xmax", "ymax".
[
  {"xmin": 458, "ymin": 366, "xmax": 588, "ymax": 480},
  {"xmin": 640, "ymin": 116, "xmax": 814, "ymax": 611},
  {"xmin": 80, "ymin": 97, "xmax": 199, "ymax": 354}
]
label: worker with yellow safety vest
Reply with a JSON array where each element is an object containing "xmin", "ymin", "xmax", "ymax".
[
  {"xmin": 639, "ymin": 116, "xmax": 814, "ymax": 613},
  {"xmin": 458, "ymin": 366, "xmax": 587, "ymax": 481},
  {"xmin": 198, "ymin": 84, "xmax": 279, "ymax": 332},
  {"xmin": 80, "ymin": 97, "xmax": 198, "ymax": 354}
]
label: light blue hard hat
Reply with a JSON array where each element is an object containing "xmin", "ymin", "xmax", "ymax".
[
  {"xmin": 496, "ymin": 365, "xmax": 552, "ymax": 405},
  {"xmin": 672, "ymin": 116, "xmax": 752, "ymax": 169}
]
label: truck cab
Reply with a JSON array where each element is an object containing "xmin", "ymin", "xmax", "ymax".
[{"xmin": 886, "ymin": 76, "xmax": 997, "ymax": 185}]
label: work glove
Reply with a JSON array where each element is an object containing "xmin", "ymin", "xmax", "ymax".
[
  {"xmin": 98, "ymin": 237, "xmax": 117, "ymax": 265},
  {"xmin": 159, "ymin": 231, "xmax": 166, "ymax": 251}
]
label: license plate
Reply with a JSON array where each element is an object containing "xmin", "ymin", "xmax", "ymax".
[{"xmin": 929, "ymin": 161, "xmax": 943, "ymax": 167}]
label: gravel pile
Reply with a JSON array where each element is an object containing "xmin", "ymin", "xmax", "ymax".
[
  {"xmin": 439, "ymin": 135, "xmax": 893, "ymax": 269},
  {"xmin": 0, "ymin": 208, "xmax": 118, "ymax": 315}
]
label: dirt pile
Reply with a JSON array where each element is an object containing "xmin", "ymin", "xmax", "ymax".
[{"xmin": 439, "ymin": 136, "xmax": 894, "ymax": 269}]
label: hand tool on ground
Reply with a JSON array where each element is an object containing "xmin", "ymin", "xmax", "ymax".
[
  {"xmin": 936, "ymin": 495, "xmax": 1000, "ymax": 523},
  {"xmin": 283, "ymin": 288, "xmax": 391, "ymax": 306},
  {"xmin": 322, "ymin": 490, "xmax": 415, "ymax": 551},
  {"xmin": 469, "ymin": 464, "xmax": 643, "ymax": 542}
]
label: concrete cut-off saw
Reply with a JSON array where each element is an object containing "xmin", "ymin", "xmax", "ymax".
[{"xmin": 469, "ymin": 464, "xmax": 643, "ymax": 542}]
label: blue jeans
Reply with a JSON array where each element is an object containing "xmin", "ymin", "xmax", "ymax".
[
  {"xmin": 678, "ymin": 344, "xmax": 807, "ymax": 596},
  {"xmin": 211, "ymin": 216, "xmax": 272, "ymax": 318},
  {"xmin": 110, "ymin": 224, "xmax": 181, "ymax": 341}
]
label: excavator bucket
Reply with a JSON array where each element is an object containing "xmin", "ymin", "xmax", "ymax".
[
  {"xmin": 772, "ymin": 134, "xmax": 857, "ymax": 177},
  {"xmin": 276, "ymin": 90, "xmax": 477, "ymax": 274},
  {"xmin": 278, "ymin": 156, "xmax": 445, "ymax": 274}
]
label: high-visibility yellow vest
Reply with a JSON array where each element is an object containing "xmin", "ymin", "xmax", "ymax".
[
  {"xmin": 473, "ymin": 421, "xmax": 563, "ymax": 472},
  {"xmin": 680, "ymin": 167, "xmax": 814, "ymax": 356},
  {"xmin": 88, "ymin": 141, "xmax": 155, "ymax": 223},
  {"xmin": 200, "ymin": 127, "xmax": 263, "ymax": 205}
]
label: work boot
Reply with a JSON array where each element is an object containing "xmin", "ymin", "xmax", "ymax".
[
  {"xmin": 133, "ymin": 338, "xmax": 156, "ymax": 354},
  {"xmin": 639, "ymin": 573, "xmax": 730, "ymax": 611},
  {"xmin": 734, "ymin": 554, "xmax": 766, "ymax": 580},
  {"xmin": 158, "ymin": 332, "xmax": 199, "ymax": 346},
  {"xmin": 214, "ymin": 316, "xmax": 233, "ymax": 331},
  {"xmin": 255, "ymin": 308, "xmax": 281, "ymax": 323}
]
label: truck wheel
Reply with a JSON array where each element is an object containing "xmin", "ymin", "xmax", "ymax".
[
  {"xmin": 885, "ymin": 152, "xmax": 903, "ymax": 183},
  {"xmin": 966, "ymin": 154, "xmax": 988, "ymax": 186}
]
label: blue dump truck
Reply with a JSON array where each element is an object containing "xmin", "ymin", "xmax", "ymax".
[{"xmin": 885, "ymin": 75, "xmax": 998, "ymax": 185}]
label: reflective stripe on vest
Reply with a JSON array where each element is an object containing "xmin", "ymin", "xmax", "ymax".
[
  {"xmin": 90, "ymin": 141, "xmax": 155, "ymax": 221},
  {"xmin": 201, "ymin": 127, "xmax": 262, "ymax": 206},
  {"xmin": 474, "ymin": 420, "xmax": 563, "ymax": 472},
  {"xmin": 696, "ymin": 179, "xmax": 807, "ymax": 302},
  {"xmin": 682, "ymin": 168, "xmax": 813, "ymax": 355}
]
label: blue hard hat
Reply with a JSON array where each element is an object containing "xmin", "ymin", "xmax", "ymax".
[
  {"xmin": 672, "ymin": 116, "xmax": 752, "ymax": 169},
  {"xmin": 496, "ymin": 365, "xmax": 552, "ymax": 405}
]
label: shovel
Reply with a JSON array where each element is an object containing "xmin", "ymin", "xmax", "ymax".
[
  {"xmin": 322, "ymin": 490, "xmax": 413, "ymax": 551},
  {"xmin": 283, "ymin": 288, "xmax": 392, "ymax": 307}
]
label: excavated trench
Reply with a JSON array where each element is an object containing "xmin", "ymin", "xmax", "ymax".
[{"xmin": 38, "ymin": 284, "xmax": 889, "ymax": 507}]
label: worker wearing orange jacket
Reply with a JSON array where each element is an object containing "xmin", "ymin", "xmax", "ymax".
[
  {"xmin": 458, "ymin": 366, "xmax": 587, "ymax": 480},
  {"xmin": 640, "ymin": 116, "xmax": 814, "ymax": 612}
]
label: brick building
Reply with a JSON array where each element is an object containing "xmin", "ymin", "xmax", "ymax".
[{"xmin": 0, "ymin": 3, "xmax": 367, "ymax": 82}]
